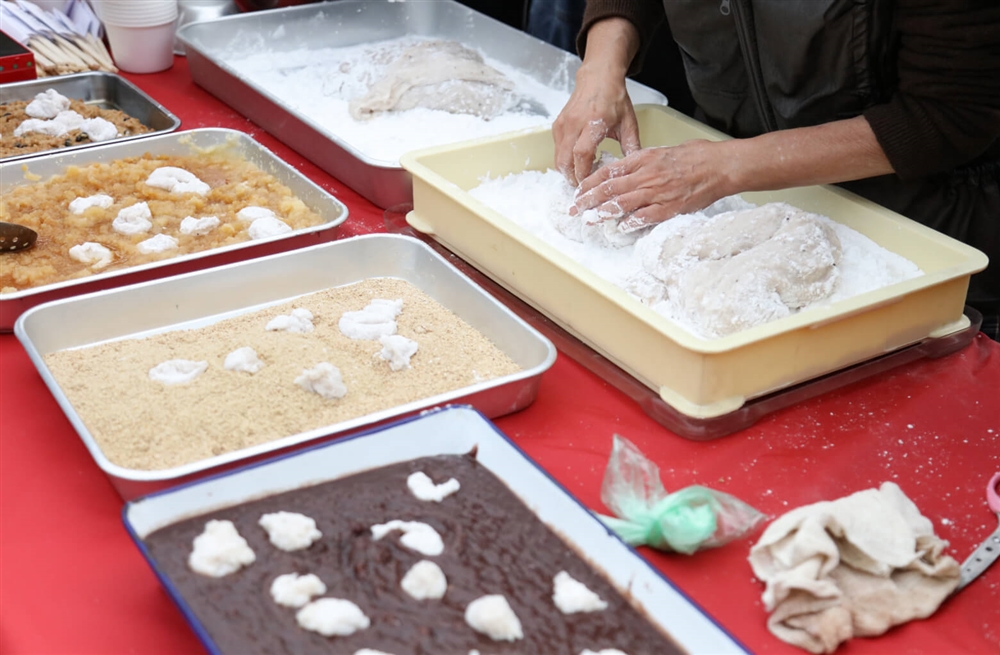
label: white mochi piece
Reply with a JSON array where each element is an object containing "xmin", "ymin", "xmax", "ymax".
[
  {"xmin": 296, "ymin": 598, "xmax": 370, "ymax": 637},
  {"xmin": 224, "ymin": 346, "xmax": 264, "ymax": 374},
  {"xmin": 13, "ymin": 117, "xmax": 67, "ymax": 137},
  {"xmin": 355, "ymin": 650, "xmax": 395, "ymax": 655},
  {"xmin": 270, "ymin": 572, "xmax": 326, "ymax": 608},
  {"xmin": 401, "ymin": 559, "xmax": 448, "ymax": 600},
  {"xmin": 149, "ymin": 359, "xmax": 208, "ymax": 385},
  {"xmin": 180, "ymin": 215, "xmax": 221, "ymax": 235},
  {"xmin": 52, "ymin": 110, "xmax": 85, "ymax": 131},
  {"xmin": 339, "ymin": 298, "xmax": 403, "ymax": 340},
  {"xmin": 68, "ymin": 242, "xmax": 113, "ymax": 269},
  {"xmin": 295, "ymin": 362, "xmax": 347, "ymax": 400},
  {"xmin": 136, "ymin": 233, "xmax": 179, "ymax": 254},
  {"xmin": 69, "ymin": 194, "xmax": 114, "ymax": 214},
  {"xmin": 146, "ymin": 166, "xmax": 211, "ymax": 195},
  {"xmin": 464, "ymin": 594, "xmax": 523, "ymax": 642},
  {"xmin": 258, "ymin": 511, "xmax": 323, "ymax": 551},
  {"xmin": 112, "ymin": 202, "xmax": 153, "ymax": 235},
  {"xmin": 236, "ymin": 206, "xmax": 276, "ymax": 222},
  {"xmin": 580, "ymin": 650, "xmax": 628, "ymax": 655},
  {"xmin": 407, "ymin": 471, "xmax": 460, "ymax": 502},
  {"xmin": 188, "ymin": 519, "xmax": 256, "ymax": 577},
  {"xmin": 378, "ymin": 334, "xmax": 418, "ymax": 371},
  {"xmin": 553, "ymin": 571, "xmax": 608, "ymax": 614},
  {"xmin": 370, "ymin": 520, "xmax": 444, "ymax": 556},
  {"xmin": 81, "ymin": 116, "xmax": 118, "ymax": 141},
  {"xmin": 25, "ymin": 88, "xmax": 70, "ymax": 118},
  {"xmin": 248, "ymin": 216, "xmax": 293, "ymax": 240},
  {"xmin": 266, "ymin": 307, "xmax": 314, "ymax": 333}
]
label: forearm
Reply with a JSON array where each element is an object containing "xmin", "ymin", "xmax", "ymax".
[
  {"xmin": 579, "ymin": 17, "xmax": 641, "ymax": 79},
  {"xmin": 722, "ymin": 116, "xmax": 895, "ymax": 195}
]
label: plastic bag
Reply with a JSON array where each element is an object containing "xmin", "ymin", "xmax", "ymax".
[{"xmin": 595, "ymin": 434, "xmax": 766, "ymax": 555}]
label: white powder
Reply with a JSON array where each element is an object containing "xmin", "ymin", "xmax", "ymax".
[
  {"xmin": 188, "ymin": 519, "xmax": 256, "ymax": 577},
  {"xmin": 296, "ymin": 598, "xmax": 370, "ymax": 637},
  {"xmin": 270, "ymin": 572, "xmax": 326, "ymax": 608},
  {"xmin": 258, "ymin": 511, "xmax": 323, "ymax": 551},
  {"xmin": 224, "ymin": 346, "xmax": 265, "ymax": 374},
  {"xmin": 149, "ymin": 359, "xmax": 208, "ymax": 385},
  {"xmin": 69, "ymin": 194, "xmax": 114, "ymax": 214},
  {"xmin": 378, "ymin": 334, "xmax": 419, "ymax": 371},
  {"xmin": 146, "ymin": 167, "xmax": 211, "ymax": 196},
  {"xmin": 339, "ymin": 298, "xmax": 403, "ymax": 340},
  {"xmin": 225, "ymin": 36, "xmax": 570, "ymax": 165},
  {"xmin": 136, "ymin": 234, "xmax": 179, "ymax": 255},
  {"xmin": 370, "ymin": 520, "xmax": 444, "ymax": 556},
  {"xmin": 407, "ymin": 471, "xmax": 460, "ymax": 502},
  {"xmin": 295, "ymin": 362, "xmax": 347, "ymax": 400},
  {"xmin": 400, "ymin": 559, "xmax": 448, "ymax": 600},
  {"xmin": 68, "ymin": 242, "xmax": 113, "ymax": 269},
  {"xmin": 469, "ymin": 169, "xmax": 923, "ymax": 340},
  {"xmin": 464, "ymin": 594, "xmax": 523, "ymax": 642},
  {"xmin": 180, "ymin": 215, "xmax": 221, "ymax": 235},
  {"xmin": 552, "ymin": 571, "xmax": 608, "ymax": 614}
]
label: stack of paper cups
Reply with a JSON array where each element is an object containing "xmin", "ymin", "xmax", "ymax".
[{"xmin": 95, "ymin": 0, "xmax": 179, "ymax": 74}]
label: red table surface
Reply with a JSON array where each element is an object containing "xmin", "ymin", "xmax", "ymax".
[{"xmin": 2, "ymin": 58, "xmax": 998, "ymax": 655}]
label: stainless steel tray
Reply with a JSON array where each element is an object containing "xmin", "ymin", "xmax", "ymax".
[
  {"xmin": 15, "ymin": 234, "xmax": 557, "ymax": 501},
  {"xmin": 0, "ymin": 71, "xmax": 181, "ymax": 162},
  {"xmin": 177, "ymin": 0, "xmax": 668, "ymax": 209},
  {"xmin": 123, "ymin": 405, "xmax": 748, "ymax": 654},
  {"xmin": 0, "ymin": 127, "xmax": 349, "ymax": 331}
]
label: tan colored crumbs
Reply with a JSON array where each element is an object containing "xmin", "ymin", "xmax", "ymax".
[{"xmin": 43, "ymin": 278, "xmax": 521, "ymax": 471}]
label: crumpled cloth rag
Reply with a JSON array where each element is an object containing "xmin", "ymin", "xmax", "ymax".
[{"xmin": 748, "ymin": 482, "xmax": 960, "ymax": 653}]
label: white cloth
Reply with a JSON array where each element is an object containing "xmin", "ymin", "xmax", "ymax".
[{"xmin": 748, "ymin": 482, "xmax": 960, "ymax": 654}]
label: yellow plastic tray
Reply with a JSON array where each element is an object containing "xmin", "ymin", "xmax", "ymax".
[{"xmin": 400, "ymin": 104, "xmax": 988, "ymax": 419}]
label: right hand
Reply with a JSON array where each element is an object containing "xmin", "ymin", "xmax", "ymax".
[
  {"xmin": 552, "ymin": 17, "xmax": 643, "ymax": 187},
  {"xmin": 553, "ymin": 63, "xmax": 641, "ymax": 187}
]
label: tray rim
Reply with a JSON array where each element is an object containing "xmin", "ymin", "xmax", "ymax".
[
  {"xmin": 14, "ymin": 233, "xmax": 557, "ymax": 486},
  {"xmin": 122, "ymin": 404, "xmax": 751, "ymax": 655},
  {"xmin": 0, "ymin": 127, "xmax": 350, "ymax": 303},
  {"xmin": 0, "ymin": 70, "xmax": 182, "ymax": 164}
]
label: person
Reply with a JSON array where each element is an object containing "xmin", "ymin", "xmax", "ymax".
[{"xmin": 553, "ymin": 1, "xmax": 1000, "ymax": 339}]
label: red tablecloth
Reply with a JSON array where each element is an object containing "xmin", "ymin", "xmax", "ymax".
[{"xmin": 2, "ymin": 58, "xmax": 998, "ymax": 655}]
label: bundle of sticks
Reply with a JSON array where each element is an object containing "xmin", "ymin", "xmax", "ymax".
[{"xmin": 27, "ymin": 30, "xmax": 117, "ymax": 77}]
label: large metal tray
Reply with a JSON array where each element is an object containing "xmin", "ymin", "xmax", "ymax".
[
  {"xmin": 0, "ymin": 127, "xmax": 349, "ymax": 331},
  {"xmin": 123, "ymin": 405, "xmax": 749, "ymax": 655},
  {"xmin": 177, "ymin": 0, "xmax": 668, "ymax": 209},
  {"xmin": 15, "ymin": 234, "xmax": 557, "ymax": 501},
  {"xmin": 0, "ymin": 71, "xmax": 181, "ymax": 162},
  {"xmin": 401, "ymin": 104, "xmax": 989, "ymax": 419}
]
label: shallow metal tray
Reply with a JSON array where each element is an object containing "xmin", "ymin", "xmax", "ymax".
[
  {"xmin": 177, "ymin": 0, "xmax": 668, "ymax": 209},
  {"xmin": 0, "ymin": 127, "xmax": 349, "ymax": 331},
  {"xmin": 0, "ymin": 71, "xmax": 181, "ymax": 162},
  {"xmin": 15, "ymin": 234, "xmax": 557, "ymax": 501},
  {"xmin": 123, "ymin": 405, "xmax": 748, "ymax": 654}
]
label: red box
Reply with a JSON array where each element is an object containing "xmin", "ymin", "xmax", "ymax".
[{"xmin": 0, "ymin": 31, "xmax": 38, "ymax": 83}]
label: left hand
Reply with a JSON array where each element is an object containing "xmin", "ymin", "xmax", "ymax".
[{"xmin": 572, "ymin": 139, "xmax": 736, "ymax": 232}]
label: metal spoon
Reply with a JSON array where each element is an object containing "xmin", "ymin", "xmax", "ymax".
[{"xmin": 0, "ymin": 221, "xmax": 38, "ymax": 252}]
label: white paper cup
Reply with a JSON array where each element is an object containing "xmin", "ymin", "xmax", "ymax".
[
  {"xmin": 96, "ymin": 0, "xmax": 178, "ymax": 26},
  {"xmin": 105, "ymin": 20, "xmax": 177, "ymax": 74}
]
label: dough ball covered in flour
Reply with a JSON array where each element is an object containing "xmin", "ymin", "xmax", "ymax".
[
  {"xmin": 349, "ymin": 40, "xmax": 518, "ymax": 120},
  {"xmin": 632, "ymin": 202, "xmax": 842, "ymax": 338}
]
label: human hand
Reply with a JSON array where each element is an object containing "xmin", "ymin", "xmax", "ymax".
[
  {"xmin": 553, "ymin": 65, "xmax": 640, "ymax": 187},
  {"xmin": 571, "ymin": 139, "xmax": 736, "ymax": 232}
]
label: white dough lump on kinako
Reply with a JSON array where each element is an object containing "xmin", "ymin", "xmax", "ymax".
[
  {"xmin": 632, "ymin": 202, "xmax": 843, "ymax": 338},
  {"xmin": 349, "ymin": 40, "xmax": 517, "ymax": 120}
]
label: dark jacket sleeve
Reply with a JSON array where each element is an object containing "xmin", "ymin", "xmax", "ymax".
[
  {"xmin": 861, "ymin": 0, "xmax": 1000, "ymax": 179},
  {"xmin": 576, "ymin": 0, "xmax": 666, "ymax": 76}
]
